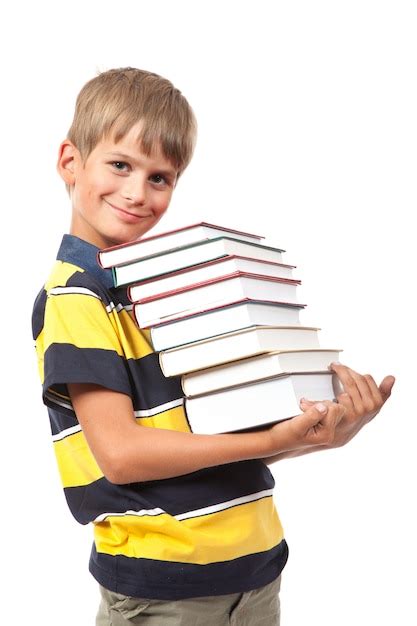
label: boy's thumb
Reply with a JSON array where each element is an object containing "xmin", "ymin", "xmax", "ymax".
[
  {"xmin": 299, "ymin": 398, "xmax": 318, "ymax": 410},
  {"xmin": 298, "ymin": 401, "xmax": 328, "ymax": 426},
  {"xmin": 379, "ymin": 375, "xmax": 395, "ymax": 401}
]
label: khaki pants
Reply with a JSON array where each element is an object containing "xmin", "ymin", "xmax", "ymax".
[{"xmin": 96, "ymin": 576, "xmax": 281, "ymax": 625}]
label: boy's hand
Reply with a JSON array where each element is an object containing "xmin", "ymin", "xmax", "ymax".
[
  {"xmin": 263, "ymin": 364, "xmax": 395, "ymax": 464},
  {"xmin": 269, "ymin": 401, "xmax": 346, "ymax": 453},
  {"xmin": 299, "ymin": 363, "xmax": 395, "ymax": 448}
]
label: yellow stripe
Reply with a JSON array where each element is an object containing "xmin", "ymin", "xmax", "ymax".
[
  {"xmin": 44, "ymin": 288, "xmax": 153, "ymax": 360},
  {"xmin": 35, "ymin": 327, "xmax": 45, "ymax": 383},
  {"xmin": 53, "ymin": 406, "xmax": 188, "ymax": 488},
  {"xmin": 44, "ymin": 292, "xmax": 124, "ymax": 353},
  {"xmin": 45, "ymin": 261, "xmax": 83, "ymax": 291},
  {"xmin": 94, "ymin": 497, "xmax": 283, "ymax": 564},
  {"xmin": 136, "ymin": 406, "xmax": 191, "ymax": 433},
  {"xmin": 113, "ymin": 309, "xmax": 153, "ymax": 360},
  {"xmin": 54, "ymin": 430, "xmax": 103, "ymax": 487}
]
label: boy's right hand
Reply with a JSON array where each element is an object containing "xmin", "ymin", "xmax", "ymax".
[{"xmin": 268, "ymin": 401, "xmax": 346, "ymax": 454}]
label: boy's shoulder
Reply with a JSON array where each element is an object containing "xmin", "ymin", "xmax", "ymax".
[
  {"xmin": 32, "ymin": 235, "xmax": 115, "ymax": 338},
  {"xmin": 43, "ymin": 234, "xmax": 114, "ymax": 298},
  {"xmin": 44, "ymin": 258, "xmax": 106, "ymax": 297}
]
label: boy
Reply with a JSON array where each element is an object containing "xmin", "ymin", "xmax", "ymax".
[{"xmin": 32, "ymin": 67, "xmax": 394, "ymax": 625}]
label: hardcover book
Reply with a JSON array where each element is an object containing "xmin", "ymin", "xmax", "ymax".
[
  {"xmin": 159, "ymin": 325, "xmax": 321, "ymax": 376},
  {"xmin": 128, "ymin": 255, "xmax": 296, "ymax": 302},
  {"xmin": 149, "ymin": 299, "xmax": 305, "ymax": 351},
  {"xmin": 98, "ymin": 222, "xmax": 264, "ymax": 268},
  {"xmin": 185, "ymin": 372, "xmax": 340, "ymax": 434},
  {"xmin": 182, "ymin": 349, "xmax": 341, "ymax": 397},
  {"xmin": 133, "ymin": 272, "xmax": 301, "ymax": 328},
  {"xmin": 112, "ymin": 237, "xmax": 286, "ymax": 287}
]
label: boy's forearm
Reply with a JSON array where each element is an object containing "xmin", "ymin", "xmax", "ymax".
[
  {"xmin": 107, "ymin": 423, "xmax": 277, "ymax": 483},
  {"xmin": 69, "ymin": 383, "xmax": 284, "ymax": 483}
]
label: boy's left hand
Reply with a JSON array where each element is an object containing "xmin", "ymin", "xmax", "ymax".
[{"xmin": 299, "ymin": 363, "xmax": 395, "ymax": 448}]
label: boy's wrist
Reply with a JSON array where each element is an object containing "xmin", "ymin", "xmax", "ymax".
[{"xmin": 247, "ymin": 426, "xmax": 287, "ymax": 460}]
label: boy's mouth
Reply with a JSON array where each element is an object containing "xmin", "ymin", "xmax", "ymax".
[{"xmin": 105, "ymin": 200, "xmax": 151, "ymax": 224}]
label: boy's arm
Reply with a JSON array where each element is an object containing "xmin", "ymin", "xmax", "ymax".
[
  {"xmin": 263, "ymin": 363, "xmax": 395, "ymax": 465},
  {"xmin": 68, "ymin": 383, "xmax": 345, "ymax": 483}
]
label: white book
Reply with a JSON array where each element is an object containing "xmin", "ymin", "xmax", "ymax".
[
  {"xmin": 185, "ymin": 372, "xmax": 340, "ymax": 434},
  {"xmin": 159, "ymin": 325, "xmax": 321, "ymax": 376},
  {"xmin": 112, "ymin": 237, "xmax": 285, "ymax": 287},
  {"xmin": 182, "ymin": 349, "xmax": 342, "ymax": 397},
  {"xmin": 134, "ymin": 273, "xmax": 300, "ymax": 328},
  {"xmin": 98, "ymin": 222, "xmax": 264, "ymax": 268},
  {"xmin": 128, "ymin": 255, "xmax": 296, "ymax": 302},
  {"xmin": 150, "ymin": 299, "xmax": 305, "ymax": 351}
]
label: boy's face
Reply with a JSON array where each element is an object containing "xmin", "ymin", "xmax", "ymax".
[{"xmin": 60, "ymin": 123, "xmax": 178, "ymax": 249}]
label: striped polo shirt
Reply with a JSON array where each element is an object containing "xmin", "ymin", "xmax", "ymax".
[{"xmin": 32, "ymin": 234, "xmax": 288, "ymax": 600}]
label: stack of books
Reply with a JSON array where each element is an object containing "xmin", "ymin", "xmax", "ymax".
[{"xmin": 98, "ymin": 222, "xmax": 341, "ymax": 434}]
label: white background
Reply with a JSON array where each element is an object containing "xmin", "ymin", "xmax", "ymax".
[{"xmin": 1, "ymin": 1, "xmax": 415, "ymax": 624}]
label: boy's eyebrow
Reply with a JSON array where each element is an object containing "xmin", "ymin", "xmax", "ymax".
[{"xmin": 105, "ymin": 151, "xmax": 177, "ymax": 177}]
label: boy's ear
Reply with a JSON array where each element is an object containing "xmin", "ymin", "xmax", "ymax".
[{"xmin": 57, "ymin": 140, "xmax": 78, "ymax": 186}]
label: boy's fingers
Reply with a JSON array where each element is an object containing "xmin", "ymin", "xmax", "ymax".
[
  {"xmin": 336, "ymin": 391, "xmax": 355, "ymax": 416},
  {"xmin": 379, "ymin": 375, "xmax": 395, "ymax": 401},
  {"xmin": 330, "ymin": 363, "xmax": 395, "ymax": 414},
  {"xmin": 330, "ymin": 363, "xmax": 367, "ymax": 406}
]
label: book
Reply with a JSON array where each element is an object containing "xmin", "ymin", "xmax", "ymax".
[
  {"xmin": 111, "ymin": 237, "xmax": 286, "ymax": 287},
  {"xmin": 127, "ymin": 255, "xmax": 297, "ymax": 302},
  {"xmin": 150, "ymin": 299, "xmax": 305, "ymax": 351},
  {"xmin": 182, "ymin": 349, "xmax": 342, "ymax": 397},
  {"xmin": 133, "ymin": 272, "xmax": 301, "ymax": 328},
  {"xmin": 184, "ymin": 372, "xmax": 340, "ymax": 434},
  {"xmin": 98, "ymin": 222, "xmax": 264, "ymax": 268},
  {"xmin": 159, "ymin": 325, "xmax": 321, "ymax": 376}
]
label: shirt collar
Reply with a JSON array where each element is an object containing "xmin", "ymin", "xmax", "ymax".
[{"xmin": 56, "ymin": 234, "xmax": 114, "ymax": 289}]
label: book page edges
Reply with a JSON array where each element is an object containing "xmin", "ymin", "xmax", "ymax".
[
  {"xmin": 131, "ymin": 272, "xmax": 301, "ymax": 304},
  {"xmin": 160, "ymin": 325, "xmax": 321, "ymax": 355}
]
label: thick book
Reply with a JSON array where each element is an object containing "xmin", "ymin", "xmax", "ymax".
[
  {"xmin": 127, "ymin": 255, "xmax": 296, "ymax": 302},
  {"xmin": 159, "ymin": 325, "xmax": 321, "ymax": 376},
  {"xmin": 184, "ymin": 372, "xmax": 340, "ymax": 434},
  {"xmin": 98, "ymin": 222, "xmax": 264, "ymax": 268},
  {"xmin": 182, "ymin": 349, "xmax": 342, "ymax": 397},
  {"xmin": 111, "ymin": 237, "xmax": 286, "ymax": 287},
  {"xmin": 133, "ymin": 272, "xmax": 301, "ymax": 328},
  {"xmin": 150, "ymin": 299, "xmax": 305, "ymax": 351}
]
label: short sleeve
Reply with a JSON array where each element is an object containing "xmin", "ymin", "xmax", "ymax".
[{"xmin": 41, "ymin": 284, "xmax": 132, "ymax": 409}]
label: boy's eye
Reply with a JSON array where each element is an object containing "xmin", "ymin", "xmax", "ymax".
[
  {"xmin": 111, "ymin": 161, "xmax": 129, "ymax": 172},
  {"xmin": 150, "ymin": 174, "xmax": 166, "ymax": 185}
]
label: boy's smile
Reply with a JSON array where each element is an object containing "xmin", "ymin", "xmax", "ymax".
[{"xmin": 58, "ymin": 123, "xmax": 178, "ymax": 249}]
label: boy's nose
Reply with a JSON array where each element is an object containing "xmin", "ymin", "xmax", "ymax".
[{"xmin": 122, "ymin": 176, "xmax": 147, "ymax": 205}]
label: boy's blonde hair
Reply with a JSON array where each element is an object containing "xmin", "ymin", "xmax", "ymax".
[{"xmin": 67, "ymin": 67, "xmax": 197, "ymax": 176}]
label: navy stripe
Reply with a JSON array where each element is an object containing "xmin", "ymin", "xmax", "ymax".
[
  {"xmin": 48, "ymin": 407, "xmax": 79, "ymax": 436},
  {"xmin": 64, "ymin": 460, "xmax": 275, "ymax": 523},
  {"xmin": 43, "ymin": 344, "xmax": 133, "ymax": 401},
  {"xmin": 128, "ymin": 352, "xmax": 183, "ymax": 409},
  {"xmin": 32, "ymin": 288, "xmax": 47, "ymax": 340},
  {"xmin": 89, "ymin": 540, "xmax": 289, "ymax": 600},
  {"xmin": 64, "ymin": 264, "xmax": 131, "ymax": 308},
  {"xmin": 65, "ymin": 270, "xmax": 112, "ymax": 304},
  {"xmin": 111, "ymin": 285, "xmax": 131, "ymax": 307},
  {"xmin": 44, "ymin": 345, "xmax": 183, "ymax": 412},
  {"xmin": 65, "ymin": 269, "xmax": 132, "ymax": 309}
]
